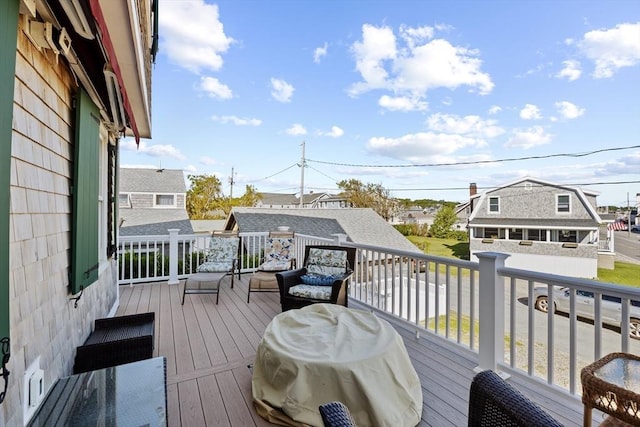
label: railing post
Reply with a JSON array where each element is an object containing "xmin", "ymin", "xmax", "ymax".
[
  {"xmin": 331, "ymin": 233, "xmax": 348, "ymax": 245},
  {"xmin": 168, "ymin": 229, "xmax": 179, "ymax": 285},
  {"xmin": 475, "ymin": 251, "xmax": 510, "ymax": 373}
]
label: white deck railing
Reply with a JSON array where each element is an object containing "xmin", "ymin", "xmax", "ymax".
[{"xmin": 117, "ymin": 230, "xmax": 640, "ymax": 401}]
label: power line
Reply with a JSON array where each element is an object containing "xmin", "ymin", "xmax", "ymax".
[{"xmin": 307, "ymin": 144, "xmax": 640, "ymax": 168}]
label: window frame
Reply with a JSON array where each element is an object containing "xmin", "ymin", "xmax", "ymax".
[
  {"xmin": 556, "ymin": 194, "xmax": 571, "ymax": 213},
  {"xmin": 488, "ymin": 196, "xmax": 500, "ymax": 213},
  {"xmin": 154, "ymin": 193, "xmax": 176, "ymax": 207}
]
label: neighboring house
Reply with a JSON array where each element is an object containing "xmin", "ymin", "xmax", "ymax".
[
  {"xmin": 467, "ymin": 177, "xmax": 610, "ymax": 278},
  {"xmin": 256, "ymin": 192, "xmax": 353, "ymax": 209},
  {"xmin": 2, "ymin": 2, "xmax": 155, "ymax": 425},
  {"xmin": 225, "ymin": 207, "xmax": 421, "ymax": 254},
  {"xmin": 398, "ymin": 206, "xmax": 434, "ymax": 226},
  {"xmin": 119, "ymin": 168, "xmax": 193, "ymax": 236}
]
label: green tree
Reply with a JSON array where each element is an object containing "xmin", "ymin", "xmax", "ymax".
[
  {"xmin": 337, "ymin": 179, "xmax": 399, "ymax": 221},
  {"xmin": 429, "ymin": 205, "xmax": 458, "ymax": 238},
  {"xmin": 186, "ymin": 174, "xmax": 225, "ymax": 219},
  {"xmin": 225, "ymin": 185, "xmax": 261, "ymax": 215}
]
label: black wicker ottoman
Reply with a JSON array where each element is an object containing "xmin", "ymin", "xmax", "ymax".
[{"xmin": 73, "ymin": 312, "xmax": 155, "ymax": 374}]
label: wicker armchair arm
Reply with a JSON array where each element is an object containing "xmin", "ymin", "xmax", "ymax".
[{"xmin": 468, "ymin": 370, "xmax": 563, "ymax": 427}]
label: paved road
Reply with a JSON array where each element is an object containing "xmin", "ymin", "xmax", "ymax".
[{"xmin": 613, "ymin": 229, "xmax": 640, "ymax": 264}]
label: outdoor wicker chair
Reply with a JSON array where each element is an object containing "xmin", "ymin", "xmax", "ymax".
[
  {"xmin": 468, "ymin": 370, "xmax": 564, "ymax": 426},
  {"xmin": 276, "ymin": 245, "xmax": 356, "ymax": 311},
  {"xmin": 319, "ymin": 402, "xmax": 357, "ymax": 427}
]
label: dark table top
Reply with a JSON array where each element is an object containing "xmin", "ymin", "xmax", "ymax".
[{"xmin": 28, "ymin": 357, "xmax": 167, "ymax": 427}]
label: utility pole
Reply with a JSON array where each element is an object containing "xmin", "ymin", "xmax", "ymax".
[
  {"xmin": 228, "ymin": 167, "xmax": 235, "ymax": 198},
  {"xmin": 628, "ymin": 192, "xmax": 631, "ymax": 237},
  {"xmin": 299, "ymin": 142, "xmax": 305, "ymax": 208}
]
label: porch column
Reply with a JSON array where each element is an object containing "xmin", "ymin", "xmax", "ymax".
[
  {"xmin": 475, "ymin": 251, "xmax": 510, "ymax": 373},
  {"xmin": 168, "ymin": 229, "xmax": 179, "ymax": 285}
]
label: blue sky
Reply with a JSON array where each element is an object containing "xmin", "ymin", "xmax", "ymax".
[{"xmin": 120, "ymin": 0, "xmax": 640, "ymax": 206}]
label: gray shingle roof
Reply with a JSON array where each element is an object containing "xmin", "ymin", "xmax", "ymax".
[
  {"xmin": 227, "ymin": 208, "xmax": 421, "ymax": 253},
  {"xmin": 120, "ymin": 168, "xmax": 186, "ymax": 193},
  {"xmin": 118, "ymin": 208, "xmax": 193, "ymax": 235}
]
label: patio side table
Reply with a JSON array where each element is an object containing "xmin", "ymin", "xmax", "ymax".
[{"xmin": 581, "ymin": 352, "xmax": 640, "ymax": 427}]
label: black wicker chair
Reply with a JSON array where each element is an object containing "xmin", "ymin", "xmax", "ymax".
[
  {"xmin": 319, "ymin": 402, "xmax": 357, "ymax": 427},
  {"xmin": 468, "ymin": 370, "xmax": 564, "ymax": 427},
  {"xmin": 275, "ymin": 245, "xmax": 356, "ymax": 311}
]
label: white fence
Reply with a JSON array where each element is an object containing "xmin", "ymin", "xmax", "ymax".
[{"xmin": 117, "ymin": 230, "xmax": 640, "ymax": 400}]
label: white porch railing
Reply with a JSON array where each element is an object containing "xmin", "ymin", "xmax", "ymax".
[{"xmin": 116, "ymin": 230, "xmax": 640, "ymax": 402}]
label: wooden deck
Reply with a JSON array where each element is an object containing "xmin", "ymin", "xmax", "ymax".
[{"xmin": 116, "ymin": 276, "xmax": 591, "ymax": 427}]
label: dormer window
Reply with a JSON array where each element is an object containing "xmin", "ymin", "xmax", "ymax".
[
  {"xmin": 488, "ymin": 196, "xmax": 500, "ymax": 213},
  {"xmin": 118, "ymin": 193, "xmax": 130, "ymax": 208},
  {"xmin": 557, "ymin": 194, "xmax": 570, "ymax": 213},
  {"xmin": 155, "ymin": 194, "xmax": 175, "ymax": 207}
]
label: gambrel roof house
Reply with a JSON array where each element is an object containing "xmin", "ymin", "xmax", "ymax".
[
  {"xmin": 1, "ymin": 1, "xmax": 156, "ymax": 424},
  {"xmin": 118, "ymin": 168, "xmax": 193, "ymax": 236},
  {"xmin": 467, "ymin": 177, "xmax": 611, "ymax": 278}
]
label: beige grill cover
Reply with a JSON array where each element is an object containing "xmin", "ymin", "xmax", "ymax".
[{"xmin": 252, "ymin": 304, "xmax": 422, "ymax": 427}]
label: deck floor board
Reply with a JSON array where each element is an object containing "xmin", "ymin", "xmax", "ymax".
[{"xmin": 117, "ymin": 278, "xmax": 591, "ymax": 427}]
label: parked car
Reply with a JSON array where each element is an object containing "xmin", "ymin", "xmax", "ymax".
[{"xmin": 532, "ymin": 286, "xmax": 640, "ymax": 339}]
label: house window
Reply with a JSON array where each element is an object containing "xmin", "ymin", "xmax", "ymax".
[
  {"xmin": 119, "ymin": 193, "xmax": 131, "ymax": 207},
  {"xmin": 557, "ymin": 194, "xmax": 570, "ymax": 213},
  {"xmin": 155, "ymin": 194, "xmax": 175, "ymax": 206},
  {"xmin": 488, "ymin": 197, "xmax": 500, "ymax": 213},
  {"xmin": 483, "ymin": 228, "xmax": 505, "ymax": 239},
  {"xmin": 508, "ymin": 228, "xmax": 524, "ymax": 240},
  {"xmin": 527, "ymin": 229, "xmax": 547, "ymax": 241},
  {"xmin": 552, "ymin": 229, "xmax": 577, "ymax": 242}
]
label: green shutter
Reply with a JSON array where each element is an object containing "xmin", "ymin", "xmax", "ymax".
[
  {"xmin": 71, "ymin": 88, "xmax": 100, "ymax": 294},
  {"xmin": 0, "ymin": 0, "xmax": 19, "ymax": 348}
]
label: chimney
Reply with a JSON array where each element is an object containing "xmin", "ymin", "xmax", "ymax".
[{"xmin": 469, "ymin": 183, "xmax": 477, "ymax": 197}]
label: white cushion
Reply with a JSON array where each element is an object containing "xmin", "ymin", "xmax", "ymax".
[{"xmin": 288, "ymin": 284, "xmax": 332, "ymax": 300}]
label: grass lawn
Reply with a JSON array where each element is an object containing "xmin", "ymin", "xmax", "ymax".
[
  {"xmin": 408, "ymin": 236, "xmax": 640, "ymax": 287},
  {"xmin": 407, "ymin": 236, "xmax": 470, "ymax": 260},
  {"xmin": 597, "ymin": 262, "xmax": 640, "ymax": 287}
]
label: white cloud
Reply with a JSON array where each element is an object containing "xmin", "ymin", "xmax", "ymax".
[
  {"xmin": 271, "ymin": 78, "xmax": 295, "ymax": 103},
  {"xmin": 366, "ymin": 131, "xmax": 485, "ymax": 163},
  {"xmin": 159, "ymin": 0, "xmax": 234, "ymax": 74},
  {"xmin": 488, "ymin": 105, "xmax": 502, "ymax": 115},
  {"xmin": 200, "ymin": 156, "xmax": 217, "ymax": 166},
  {"xmin": 319, "ymin": 126, "xmax": 344, "ymax": 138},
  {"xmin": 578, "ymin": 22, "xmax": 640, "ymax": 78},
  {"xmin": 199, "ymin": 76, "xmax": 233, "ymax": 99},
  {"xmin": 314, "ymin": 42, "xmax": 328, "ymax": 63},
  {"xmin": 399, "ymin": 24, "xmax": 434, "ymax": 49},
  {"xmin": 556, "ymin": 59, "xmax": 582, "ymax": 81},
  {"xmin": 121, "ymin": 139, "xmax": 186, "ymax": 160},
  {"xmin": 349, "ymin": 24, "xmax": 494, "ymax": 98},
  {"xmin": 555, "ymin": 101, "xmax": 585, "ymax": 119},
  {"xmin": 378, "ymin": 95, "xmax": 428, "ymax": 112},
  {"xmin": 211, "ymin": 115, "xmax": 262, "ymax": 126},
  {"xmin": 505, "ymin": 126, "xmax": 552, "ymax": 149},
  {"xmin": 286, "ymin": 124, "xmax": 307, "ymax": 136},
  {"xmin": 427, "ymin": 113, "xmax": 504, "ymax": 139},
  {"xmin": 520, "ymin": 104, "xmax": 542, "ymax": 120}
]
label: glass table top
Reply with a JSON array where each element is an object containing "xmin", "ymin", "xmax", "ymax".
[
  {"xmin": 28, "ymin": 357, "xmax": 166, "ymax": 427},
  {"xmin": 594, "ymin": 356, "xmax": 640, "ymax": 394}
]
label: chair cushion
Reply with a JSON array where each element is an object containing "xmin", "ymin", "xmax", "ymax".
[
  {"xmin": 197, "ymin": 261, "xmax": 232, "ymax": 273},
  {"xmin": 259, "ymin": 259, "xmax": 290, "ymax": 272},
  {"xmin": 300, "ymin": 274, "xmax": 335, "ymax": 286},
  {"xmin": 306, "ymin": 248, "xmax": 348, "ymax": 276},
  {"xmin": 205, "ymin": 237, "xmax": 239, "ymax": 263},
  {"xmin": 288, "ymin": 284, "xmax": 332, "ymax": 300}
]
